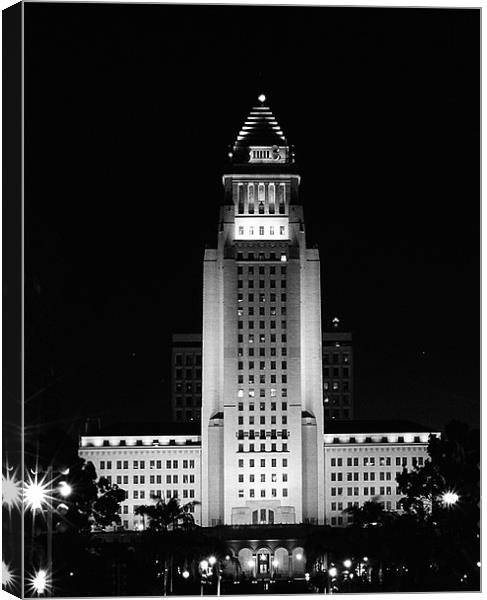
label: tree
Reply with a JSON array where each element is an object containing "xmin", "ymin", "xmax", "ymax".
[
  {"xmin": 92, "ymin": 476, "xmax": 127, "ymax": 529},
  {"xmin": 134, "ymin": 496, "xmax": 197, "ymax": 532},
  {"xmin": 346, "ymin": 500, "xmax": 395, "ymax": 528},
  {"xmin": 396, "ymin": 421, "xmax": 480, "ymax": 589}
]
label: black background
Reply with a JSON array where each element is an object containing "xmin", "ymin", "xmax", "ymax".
[{"xmin": 24, "ymin": 4, "xmax": 479, "ymax": 436}]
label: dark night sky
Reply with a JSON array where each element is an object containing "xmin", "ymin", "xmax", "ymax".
[{"xmin": 24, "ymin": 4, "xmax": 480, "ymax": 437}]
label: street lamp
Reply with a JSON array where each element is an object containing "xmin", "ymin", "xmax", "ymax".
[
  {"xmin": 58, "ymin": 481, "xmax": 72, "ymax": 498},
  {"xmin": 328, "ymin": 567, "xmax": 337, "ymax": 578},
  {"xmin": 2, "ymin": 561, "xmax": 15, "ymax": 590},
  {"xmin": 2, "ymin": 470, "xmax": 21, "ymax": 511},
  {"xmin": 29, "ymin": 569, "xmax": 49, "ymax": 596},
  {"xmin": 208, "ymin": 556, "xmax": 216, "ymax": 567},
  {"xmin": 343, "ymin": 559, "xmax": 352, "ymax": 569},
  {"xmin": 24, "ymin": 478, "xmax": 50, "ymax": 512},
  {"xmin": 182, "ymin": 570, "xmax": 190, "ymax": 579},
  {"xmin": 442, "ymin": 491, "xmax": 460, "ymax": 506}
]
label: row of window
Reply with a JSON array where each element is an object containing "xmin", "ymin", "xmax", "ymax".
[
  {"xmin": 236, "ymin": 183, "xmax": 286, "ymax": 216},
  {"xmin": 237, "ymin": 443, "xmax": 288, "ymax": 452},
  {"xmin": 330, "ymin": 456, "xmax": 424, "ymax": 467},
  {"xmin": 323, "ymin": 353, "xmax": 350, "ymax": 364},
  {"xmin": 323, "ymin": 367, "xmax": 350, "ymax": 378},
  {"xmin": 99, "ymin": 459, "xmax": 196, "ymax": 470},
  {"xmin": 237, "ymin": 320, "xmax": 287, "ymax": 332},
  {"xmin": 238, "ymin": 488, "xmax": 288, "ymax": 498},
  {"xmin": 238, "ymin": 457, "xmax": 288, "ymax": 468},
  {"xmin": 236, "ymin": 251, "xmax": 287, "ymax": 262},
  {"xmin": 238, "ymin": 334, "xmax": 288, "ymax": 345},
  {"xmin": 324, "ymin": 382, "xmax": 350, "ymax": 392},
  {"xmin": 238, "ymin": 280, "xmax": 287, "ymax": 290},
  {"xmin": 238, "ymin": 473, "xmax": 287, "ymax": 483},
  {"xmin": 237, "ymin": 383, "xmax": 287, "ymax": 395},
  {"xmin": 330, "ymin": 487, "xmax": 398, "ymax": 497},
  {"xmin": 238, "ymin": 400, "xmax": 287, "ymax": 410},
  {"xmin": 115, "ymin": 473, "xmax": 196, "ymax": 486},
  {"xmin": 175, "ymin": 410, "xmax": 199, "ymax": 421},
  {"xmin": 324, "ymin": 394, "xmax": 351, "ymax": 405},
  {"xmin": 237, "ymin": 429, "xmax": 288, "ymax": 440},
  {"xmin": 238, "ymin": 346, "xmax": 287, "ymax": 357},
  {"xmin": 175, "ymin": 368, "xmax": 202, "ymax": 380},
  {"xmin": 131, "ymin": 488, "xmax": 195, "ymax": 500},
  {"xmin": 238, "ymin": 360, "xmax": 288, "ymax": 370},
  {"xmin": 331, "ymin": 471, "xmax": 395, "ymax": 482},
  {"xmin": 238, "ymin": 266, "xmax": 286, "ymax": 276},
  {"xmin": 237, "ymin": 225, "xmax": 287, "ymax": 237},
  {"xmin": 238, "ymin": 306, "xmax": 286, "ymax": 317},
  {"xmin": 238, "ymin": 415, "xmax": 287, "ymax": 425},
  {"xmin": 175, "ymin": 397, "xmax": 200, "ymax": 407},
  {"xmin": 174, "ymin": 354, "xmax": 201, "ymax": 366},
  {"xmin": 238, "ymin": 293, "xmax": 287, "ymax": 303},
  {"xmin": 326, "ymin": 409, "xmax": 351, "ymax": 419},
  {"xmin": 236, "ymin": 183, "xmax": 286, "ymax": 210},
  {"xmin": 175, "ymin": 383, "xmax": 201, "ymax": 393}
]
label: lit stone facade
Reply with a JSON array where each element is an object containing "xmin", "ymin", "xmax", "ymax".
[
  {"xmin": 200, "ymin": 99, "xmax": 324, "ymax": 527},
  {"xmin": 78, "ymin": 99, "xmax": 438, "ymax": 565},
  {"xmin": 323, "ymin": 422, "xmax": 438, "ymax": 527},
  {"xmin": 79, "ymin": 432, "xmax": 202, "ymax": 530}
]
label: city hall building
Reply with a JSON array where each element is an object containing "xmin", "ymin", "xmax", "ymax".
[{"xmin": 79, "ymin": 96, "xmax": 437, "ymax": 577}]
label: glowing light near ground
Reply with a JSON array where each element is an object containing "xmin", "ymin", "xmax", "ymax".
[
  {"xmin": 442, "ymin": 491, "xmax": 460, "ymax": 506},
  {"xmin": 2, "ymin": 561, "xmax": 15, "ymax": 590},
  {"xmin": 200, "ymin": 560, "xmax": 208, "ymax": 571},
  {"xmin": 272, "ymin": 559, "xmax": 279, "ymax": 568},
  {"xmin": 296, "ymin": 553, "xmax": 303, "ymax": 561},
  {"xmin": 343, "ymin": 559, "xmax": 352, "ymax": 569},
  {"xmin": 247, "ymin": 559, "xmax": 255, "ymax": 568},
  {"xmin": 58, "ymin": 481, "xmax": 72, "ymax": 498},
  {"xmin": 182, "ymin": 570, "xmax": 190, "ymax": 579},
  {"xmin": 258, "ymin": 94, "xmax": 266, "ymax": 103},
  {"xmin": 328, "ymin": 567, "xmax": 337, "ymax": 578},
  {"xmin": 27, "ymin": 569, "xmax": 50, "ymax": 596},
  {"xmin": 208, "ymin": 556, "xmax": 216, "ymax": 566},
  {"xmin": 24, "ymin": 474, "xmax": 51, "ymax": 512},
  {"xmin": 2, "ymin": 471, "xmax": 21, "ymax": 511}
]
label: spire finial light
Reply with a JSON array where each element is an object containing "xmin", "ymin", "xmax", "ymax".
[{"xmin": 258, "ymin": 93, "xmax": 266, "ymax": 104}]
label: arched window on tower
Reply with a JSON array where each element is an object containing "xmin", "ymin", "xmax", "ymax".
[
  {"xmin": 268, "ymin": 183, "xmax": 275, "ymax": 214},
  {"xmin": 248, "ymin": 184, "xmax": 255, "ymax": 214},
  {"xmin": 278, "ymin": 184, "xmax": 286, "ymax": 214},
  {"xmin": 238, "ymin": 184, "xmax": 244, "ymax": 214}
]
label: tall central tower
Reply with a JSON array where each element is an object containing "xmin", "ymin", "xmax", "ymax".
[{"xmin": 201, "ymin": 96, "xmax": 324, "ymax": 527}]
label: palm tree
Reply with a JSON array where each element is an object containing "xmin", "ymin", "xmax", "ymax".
[
  {"xmin": 135, "ymin": 496, "xmax": 198, "ymax": 532},
  {"xmin": 134, "ymin": 497, "xmax": 199, "ymax": 595}
]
